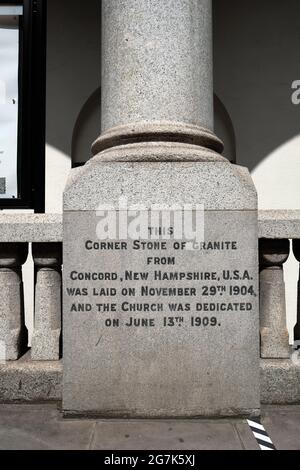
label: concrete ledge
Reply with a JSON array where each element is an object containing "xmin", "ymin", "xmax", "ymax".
[
  {"xmin": 261, "ymin": 359, "xmax": 300, "ymax": 404},
  {"xmin": 0, "ymin": 352, "xmax": 62, "ymax": 402},
  {"xmin": 0, "ymin": 211, "xmax": 299, "ymax": 242},
  {"xmin": 0, "ymin": 214, "xmax": 62, "ymax": 243},
  {"xmin": 258, "ymin": 210, "xmax": 300, "ymax": 239},
  {"xmin": 0, "ymin": 355, "xmax": 299, "ymax": 405}
]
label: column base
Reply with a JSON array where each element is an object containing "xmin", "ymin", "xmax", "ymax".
[{"xmin": 92, "ymin": 122, "xmax": 223, "ymax": 155}]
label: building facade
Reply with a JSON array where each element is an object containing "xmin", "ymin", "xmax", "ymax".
[{"xmin": 0, "ymin": 0, "xmax": 300, "ymax": 407}]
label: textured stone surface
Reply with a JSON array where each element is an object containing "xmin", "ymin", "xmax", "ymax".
[
  {"xmin": 64, "ymin": 150, "xmax": 257, "ymax": 211},
  {"xmin": 100, "ymin": 0, "xmax": 214, "ymax": 136},
  {"xmin": 63, "ymin": 157, "xmax": 259, "ymax": 417},
  {"xmin": 0, "ymin": 214, "xmax": 62, "ymax": 243},
  {"xmin": 0, "ymin": 211, "xmax": 298, "ymax": 244},
  {"xmin": 1, "ymin": 358, "xmax": 300, "ymax": 406},
  {"xmin": 258, "ymin": 210, "xmax": 300, "ymax": 239},
  {"xmin": 0, "ymin": 244, "xmax": 28, "ymax": 361},
  {"xmin": 259, "ymin": 239, "xmax": 290, "ymax": 358},
  {"xmin": 31, "ymin": 244, "xmax": 62, "ymax": 361},
  {"xmin": 93, "ymin": 141, "xmax": 223, "ymax": 163},
  {"xmin": 261, "ymin": 359, "xmax": 300, "ymax": 404},
  {"xmin": 0, "ymin": 352, "xmax": 62, "ymax": 402}
]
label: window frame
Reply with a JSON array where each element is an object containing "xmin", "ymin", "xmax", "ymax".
[{"xmin": 0, "ymin": 0, "xmax": 46, "ymax": 212}]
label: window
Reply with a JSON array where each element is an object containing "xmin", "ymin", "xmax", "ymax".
[
  {"xmin": 0, "ymin": 0, "xmax": 46, "ymax": 211},
  {"xmin": 0, "ymin": 6, "xmax": 21, "ymax": 200}
]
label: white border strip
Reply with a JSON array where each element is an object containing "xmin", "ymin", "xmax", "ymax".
[{"xmin": 247, "ymin": 419, "xmax": 276, "ymax": 450}]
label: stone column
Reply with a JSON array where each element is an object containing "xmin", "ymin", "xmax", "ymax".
[
  {"xmin": 259, "ymin": 239, "xmax": 290, "ymax": 358},
  {"xmin": 293, "ymin": 240, "xmax": 300, "ymax": 342},
  {"xmin": 31, "ymin": 243, "xmax": 62, "ymax": 361},
  {"xmin": 92, "ymin": 0, "xmax": 222, "ymax": 155},
  {"xmin": 63, "ymin": 0, "xmax": 259, "ymax": 417},
  {"xmin": 0, "ymin": 243, "xmax": 28, "ymax": 361}
]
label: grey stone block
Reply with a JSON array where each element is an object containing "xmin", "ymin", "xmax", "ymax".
[
  {"xmin": 0, "ymin": 358, "xmax": 299, "ymax": 406},
  {"xmin": 261, "ymin": 358, "xmax": 300, "ymax": 404},
  {"xmin": 258, "ymin": 210, "xmax": 300, "ymax": 239},
  {"xmin": 64, "ymin": 145, "xmax": 257, "ymax": 211},
  {"xmin": 0, "ymin": 214, "xmax": 62, "ymax": 243},
  {"xmin": 63, "ymin": 152, "xmax": 260, "ymax": 417},
  {"xmin": 1, "ymin": 211, "xmax": 299, "ymax": 244},
  {"xmin": 0, "ymin": 352, "xmax": 62, "ymax": 402}
]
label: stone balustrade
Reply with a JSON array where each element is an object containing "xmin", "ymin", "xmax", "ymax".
[
  {"xmin": 0, "ymin": 210, "xmax": 300, "ymax": 403},
  {"xmin": 259, "ymin": 238, "xmax": 290, "ymax": 359},
  {"xmin": 31, "ymin": 243, "xmax": 62, "ymax": 361},
  {"xmin": 0, "ymin": 214, "xmax": 62, "ymax": 365},
  {"xmin": 258, "ymin": 210, "xmax": 300, "ymax": 358}
]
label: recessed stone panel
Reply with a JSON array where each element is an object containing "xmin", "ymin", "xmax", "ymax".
[{"xmin": 63, "ymin": 205, "xmax": 259, "ymax": 417}]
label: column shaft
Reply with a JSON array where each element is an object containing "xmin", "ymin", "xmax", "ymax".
[{"xmin": 93, "ymin": 0, "xmax": 222, "ymax": 154}]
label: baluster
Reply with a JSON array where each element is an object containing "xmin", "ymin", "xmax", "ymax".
[
  {"xmin": 0, "ymin": 243, "xmax": 28, "ymax": 360},
  {"xmin": 259, "ymin": 238, "xmax": 290, "ymax": 358},
  {"xmin": 293, "ymin": 239, "xmax": 300, "ymax": 342},
  {"xmin": 31, "ymin": 243, "xmax": 62, "ymax": 361}
]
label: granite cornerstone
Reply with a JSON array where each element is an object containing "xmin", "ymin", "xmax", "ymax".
[{"xmin": 63, "ymin": 0, "xmax": 260, "ymax": 417}]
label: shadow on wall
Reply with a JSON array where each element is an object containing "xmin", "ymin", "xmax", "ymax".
[
  {"xmin": 213, "ymin": 0, "xmax": 300, "ymax": 172},
  {"xmin": 72, "ymin": 88, "xmax": 101, "ymax": 167},
  {"xmin": 45, "ymin": 0, "xmax": 100, "ymax": 212},
  {"xmin": 46, "ymin": 0, "xmax": 101, "ymax": 158},
  {"xmin": 46, "ymin": 0, "xmax": 300, "ymax": 174},
  {"xmin": 252, "ymin": 135, "xmax": 300, "ymax": 209}
]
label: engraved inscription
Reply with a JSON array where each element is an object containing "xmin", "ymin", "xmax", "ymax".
[{"xmin": 66, "ymin": 225, "xmax": 257, "ymax": 331}]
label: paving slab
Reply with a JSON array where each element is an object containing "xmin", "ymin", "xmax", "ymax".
[
  {"xmin": 0, "ymin": 404, "xmax": 94, "ymax": 450},
  {"xmin": 0, "ymin": 404, "xmax": 298, "ymax": 450},
  {"xmin": 260, "ymin": 405, "xmax": 300, "ymax": 450},
  {"xmin": 90, "ymin": 420, "xmax": 243, "ymax": 450},
  {"xmin": 234, "ymin": 423, "xmax": 260, "ymax": 450}
]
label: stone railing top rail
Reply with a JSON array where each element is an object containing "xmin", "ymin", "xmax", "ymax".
[
  {"xmin": 0, "ymin": 214, "xmax": 62, "ymax": 243},
  {"xmin": 258, "ymin": 210, "xmax": 300, "ymax": 239},
  {"xmin": 0, "ymin": 210, "xmax": 300, "ymax": 242}
]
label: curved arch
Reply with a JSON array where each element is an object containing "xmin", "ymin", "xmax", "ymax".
[
  {"xmin": 71, "ymin": 87, "xmax": 101, "ymax": 167},
  {"xmin": 214, "ymin": 94, "xmax": 236, "ymax": 164}
]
